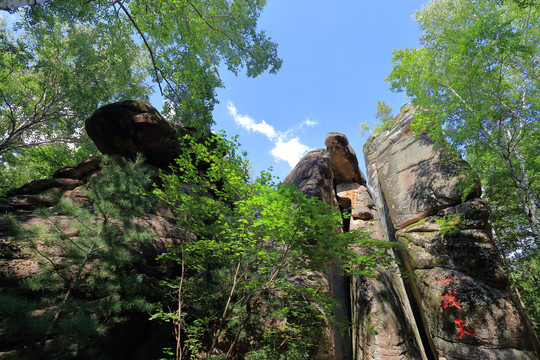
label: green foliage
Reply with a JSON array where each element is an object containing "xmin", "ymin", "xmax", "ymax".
[
  {"xmin": 406, "ymin": 218, "xmax": 426, "ymax": 229},
  {"xmin": 359, "ymin": 121, "xmax": 370, "ymax": 137},
  {"xmin": 23, "ymin": 0, "xmax": 282, "ymax": 131},
  {"xmin": 0, "ymin": 140, "xmax": 97, "ymax": 196},
  {"xmin": 1, "ymin": 157, "xmax": 157, "ymax": 358},
  {"xmin": 371, "ymin": 100, "xmax": 396, "ymax": 136},
  {"xmin": 436, "ymin": 214, "xmax": 465, "ymax": 238},
  {"xmin": 508, "ymin": 247, "xmax": 540, "ymax": 333},
  {"xmin": 0, "ymin": 10, "xmax": 149, "ymax": 195},
  {"xmin": 0, "ymin": 13, "xmax": 150, "ymax": 154},
  {"xmin": 0, "ymin": 0, "xmax": 281, "ymax": 195},
  {"xmin": 386, "ymin": 0, "xmax": 540, "ymax": 232},
  {"xmin": 152, "ymin": 133, "xmax": 393, "ymax": 359}
]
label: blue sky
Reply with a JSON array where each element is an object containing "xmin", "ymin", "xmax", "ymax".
[
  {"xmin": 206, "ymin": 0, "xmax": 428, "ymax": 181},
  {"xmin": 2, "ymin": 1, "xmax": 427, "ymax": 181}
]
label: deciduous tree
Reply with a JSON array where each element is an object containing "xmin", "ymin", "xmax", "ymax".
[
  {"xmin": 0, "ymin": 12, "xmax": 151, "ymax": 193},
  {"xmin": 387, "ymin": 0, "xmax": 540, "ymax": 244},
  {"xmin": 18, "ymin": 0, "xmax": 282, "ymax": 130},
  {"xmin": 0, "ymin": 0, "xmax": 281, "ymax": 194},
  {"xmin": 152, "ymin": 133, "xmax": 393, "ymax": 359}
]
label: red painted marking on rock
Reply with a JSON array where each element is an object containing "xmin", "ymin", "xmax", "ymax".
[
  {"xmin": 441, "ymin": 290, "xmax": 461, "ymax": 310},
  {"xmin": 439, "ymin": 279, "xmax": 454, "ymax": 284},
  {"xmin": 454, "ymin": 318, "xmax": 476, "ymax": 338}
]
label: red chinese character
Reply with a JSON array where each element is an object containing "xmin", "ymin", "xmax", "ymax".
[
  {"xmin": 440, "ymin": 289, "xmax": 461, "ymax": 312},
  {"xmin": 454, "ymin": 318, "xmax": 476, "ymax": 338},
  {"xmin": 439, "ymin": 278, "xmax": 454, "ymax": 284}
]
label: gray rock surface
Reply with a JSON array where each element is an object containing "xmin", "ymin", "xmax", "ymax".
[
  {"xmin": 286, "ymin": 133, "xmax": 426, "ymax": 360},
  {"xmin": 3, "ymin": 100, "xmax": 538, "ymax": 360},
  {"xmin": 364, "ymin": 104, "xmax": 540, "ymax": 360},
  {"xmin": 85, "ymin": 100, "xmax": 192, "ymax": 170},
  {"xmin": 283, "ymin": 148, "xmax": 337, "ymax": 208},
  {"xmin": 325, "ymin": 132, "xmax": 366, "ymax": 185}
]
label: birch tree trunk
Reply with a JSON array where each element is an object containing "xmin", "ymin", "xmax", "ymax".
[{"xmin": 508, "ymin": 149, "xmax": 540, "ymax": 245}]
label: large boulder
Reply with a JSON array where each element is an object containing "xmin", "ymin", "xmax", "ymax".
[
  {"xmin": 85, "ymin": 100, "xmax": 192, "ymax": 170},
  {"xmin": 370, "ymin": 106, "xmax": 481, "ymax": 230},
  {"xmin": 343, "ymin": 182, "xmax": 425, "ymax": 360},
  {"xmin": 285, "ymin": 134, "xmax": 426, "ymax": 360},
  {"xmin": 283, "ymin": 149, "xmax": 337, "ymax": 208},
  {"xmin": 283, "ymin": 149, "xmax": 342, "ymax": 358},
  {"xmin": 325, "ymin": 132, "xmax": 366, "ymax": 186}
]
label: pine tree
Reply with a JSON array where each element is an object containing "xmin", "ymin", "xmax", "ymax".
[{"xmin": 2, "ymin": 156, "xmax": 157, "ymax": 359}]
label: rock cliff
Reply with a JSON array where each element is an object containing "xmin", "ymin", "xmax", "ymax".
[
  {"xmin": 284, "ymin": 104, "xmax": 540, "ymax": 359},
  {"xmin": 363, "ymin": 104, "xmax": 540, "ymax": 360}
]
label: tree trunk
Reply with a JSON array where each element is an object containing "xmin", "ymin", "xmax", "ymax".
[
  {"xmin": 503, "ymin": 147, "xmax": 540, "ymax": 245},
  {"xmin": 0, "ymin": 0, "xmax": 50, "ymax": 10}
]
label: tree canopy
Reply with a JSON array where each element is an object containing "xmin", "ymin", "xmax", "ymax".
[
  {"xmin": 21, "ymin": 0, "xmax": 282, "ymax": 130},
  {"xmin": 0, "ymin": 0, "xmax": 281, "ymax": 194}
]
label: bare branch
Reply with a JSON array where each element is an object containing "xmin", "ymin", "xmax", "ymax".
[{"xmin": 115, "ymin": 0, "xmax": 164, "ymax": 96}]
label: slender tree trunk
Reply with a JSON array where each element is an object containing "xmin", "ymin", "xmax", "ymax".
[
  {"xmin": 0, "ymin": 0, "xmax": 50, "ymax": 10},
  {"xmin": 208, "ymin": 254, "xmax": 244, "ymax": 357},
  {"xmin": 502, "ymin": 146, "xmax": 540, "ymax": 245},
  {"xmin": 176, "ymin": 248, "xmax": 185, "ymax": 360}
]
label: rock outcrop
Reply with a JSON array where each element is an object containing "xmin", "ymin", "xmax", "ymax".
[
  {"xmin": 0, "ymin": 102, "xmax": 197, "ymax": 359},
  {"xmin": 1, "ymin": 100, "xmax": 538, "ymax": 360},
  {"xmin": 85, "ymin": 100, "xmax": 193, "ymax": 170},
  {"xmin": 0, "ymin": 153, "xmax": 190, "ymax": 359},
  {"xmin": 283, "ymin": 148, "xmax": 337, "ymax": 209},
  {"xmin": 285, "ymin": 133, "xmax": 425, "ymax": 360},
  {"xmin": 364, "ymin": 104, "xmax": 540, "ymax": 360}
]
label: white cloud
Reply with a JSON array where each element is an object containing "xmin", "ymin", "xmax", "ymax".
[
  {"xmin": 301, "ymin": 118, "xmax": 318, "ymax": 128},
  {"xmin": 227, "ymin": 101, "xmax": 311, "ymax": 169},
  {"xmin": 271, "ymin": 138, "xmax": 310, "ymax": 168},
  {"xmin": 227, "ymin": 101, "xmax": 277, "ymax": 139}
]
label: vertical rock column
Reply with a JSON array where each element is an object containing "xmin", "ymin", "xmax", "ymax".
[
  {"xmin": 284, "ymin": 149, "xmax": 343, "ymax": 360},
  {"xmin": 325, "ymin": 133, "xmax": 425, "ymax": 360},
  {"xmin": 364, "ymin": 104, "xmax": 540, "ymax": 360}
]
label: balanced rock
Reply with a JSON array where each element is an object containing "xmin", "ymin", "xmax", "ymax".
[
  {"xmin": 325, "ymin": 132, "xmax": 366, "ymax": 185},
  {"xmin": 85, "ymin": 100, "xmax": 191, "ymax": 170},
  {"xmin": 286, "ymin": 134, "xmax": 424, "ymax": 360},
  {"xmin": 283, "ymin": 149, "xmax": 336, "ymax": 208}
]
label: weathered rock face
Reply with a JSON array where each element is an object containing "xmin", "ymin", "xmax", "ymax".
[
  {"xmin": 283, "ymin": 148, "xmax": 337, "ymax": 209},
  {"xmin": 285, "ymin": 133, "xmax": 425, "ymax": 360},
  {"xmin": 325, "ymin": 132, "xmax": 366, "ymax": 186},
  {"xmin": 366, "ymin": 105, "xmax": 481, "ymax": 230},
  {"xmin": 284, "ymin": 148, "xmax": 345, "ymax": 359},
  {"xmin": 85, "ymin": 100, "xmax": 193, "ymax": 170},
  {"xmin": 0, "ymin": 155, "xmax": 189, "ymax": 359},
  {"xmin": 0, "ymin": 102, "xmax": 202, "ymax": 359},
  {"xmin": 364, "ymin": 104, "xmax": 540, "ymax": 360},
  {"xmin": 3, "ymin": 100, "xmax": 539, "ymax": 360}
]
